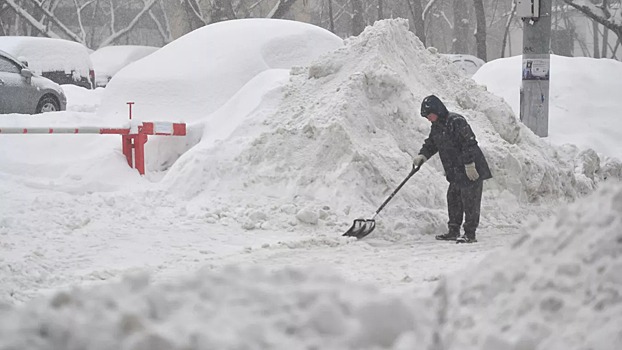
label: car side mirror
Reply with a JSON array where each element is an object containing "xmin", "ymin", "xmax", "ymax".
[
  {"xmin": 21, "ymin": 68, "xmax": 33, "ymax": 78},
  {"xmin": 17, "ymin": 56, "xmax": 29, "ymax": 67}
]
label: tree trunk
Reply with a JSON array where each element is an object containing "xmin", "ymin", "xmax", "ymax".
[
  {"xmin": 602, "ymin": 27, "xmax": 609, "ymax": 58},
  {"xmin": 612, "ymin": 38, "xmax": 620, "ymax": 57},
  {"xmin": 593, "ymin": 20, "xmax": 600, "ymax": 58},
  {"xmin": 601, "ymin": 0, "xmax": 609, "ymax": 58},
  {"xmin": 268, "ymin": 0, "xmax": 298, "ymax": 19},
  {"xmin": 377, "ymin": 0, "xmax": 383, "ymax": 20},
  {"xmin": 327, "ymin": 0, "xmax": 335, "ymax": 33},
  {"xmin": 451, "ymin": 0, "xmax": 470, "ymax": 53},
  {"xmin": 473, "ymin": 0, "xmax": 486, "ymax": 60},
  {"xmin": 501, "ymin": 0, "xmax": 517, "ymax": 58},
  {"xmin": 351, "ymin": 0, "xmax": 365, "ymax": 36},
  {"xmin": 406, "ymin": 0, "xmax": 426, "ymax": 46},
  {"xmin": 209, "ymin": 0, "xmax": 234, "ymax": 23}
]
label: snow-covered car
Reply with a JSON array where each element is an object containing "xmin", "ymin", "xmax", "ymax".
[
  {"xmin": 0, "ymin": 36, "xmax": 95, "ymax": 89},
  {"xmin": 0, "ymin": 49, "xmax": 67, "ymax": 114},
  {"xmin": 98, "ymin": 18, "xmax": 344, "ymax": 123},
  {"xmin": 90, "ymin": 45, "xmax": 159, "ymax": 88},
  {"xmin": 442, "ymin": 54, "xmax": 485, "ymax": 77}
]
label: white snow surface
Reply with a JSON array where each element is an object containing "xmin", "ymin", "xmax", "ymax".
[
  {"xmin": 473, "ymin": 54, "xmax": 622, "ymax": 159},
  {"xmin": 0, "ymin": 36, "xmax": 92, "ymax": 77},
  {"xmin": 90, "ymin": 45, "xmax": 159, "ymax": 86},
  {"xmin": 97, "ymin": 18, "xmax": 344, "ymax": 124},
  {"xmin": 0, "ymin": 19, "xmax": 621, "ymax": 350}
]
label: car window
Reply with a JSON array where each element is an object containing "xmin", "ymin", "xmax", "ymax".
[{"xmin": 0, "ymin": 56, "xmax": 20, "ymax": 74}]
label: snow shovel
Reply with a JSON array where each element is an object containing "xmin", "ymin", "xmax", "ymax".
[{"xmin": 343, "ymin": 165, "xmax": 421, "ymax": 239}]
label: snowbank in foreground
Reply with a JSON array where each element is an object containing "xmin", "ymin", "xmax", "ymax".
[
  {"xmin": 0, "ymin": 265, "xmax": 431, "ymax": 350},
  {"xmin": 435, "ymin": 180, "xmax": 622, "ymax": 350},
  {"xmin": 1, "ymin": 182, "xmax": 619, "ymax": 350}
]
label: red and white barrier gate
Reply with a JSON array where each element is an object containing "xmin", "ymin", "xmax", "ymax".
[{"xmin": 0, "ymin": 121, "xmax": 186, "ymax": 175}]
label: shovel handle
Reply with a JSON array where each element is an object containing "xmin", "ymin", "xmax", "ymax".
[{"xmin": 373, "ymin": 165, "xmax": 420, "ymax": 217}]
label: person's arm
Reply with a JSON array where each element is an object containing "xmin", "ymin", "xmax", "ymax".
[
  {"xmin": 419, "ymin": 134, "xmax": 438, "ymax": 160},
  {"xmin": 453, "ymin": 117, "xmax": 478, "ymax": 164},
  {"xmin": 453, "ymin": 116, "xmax": 481, "ymax": 181}
]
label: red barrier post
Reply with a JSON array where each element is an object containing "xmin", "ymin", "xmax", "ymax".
[
  {"xmin": 0, "ymin": 120, "xmax": 186, "ymax": 176},
  {"xmin": 122, "ymin": 135, "xmax": 133, "ymax": 167},
  {"xmin": 127, "ymin": 102, "xmax": 135, "ymax": 120},
  {"xmin": 134, "ymin": 133, "xmax": 148, "ymax": 175}
]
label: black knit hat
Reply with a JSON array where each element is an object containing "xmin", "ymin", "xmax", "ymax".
[{"xmin": 420, "ymin": 95, "xmax": 448, "ymax": 118}]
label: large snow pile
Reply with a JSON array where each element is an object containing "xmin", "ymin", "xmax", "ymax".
[
  {"xmin": 97, "ymin": 19, "xmax": 343, "ymax": 123},
  {"xmin": 473, "ymin": 55, "xmax": 622, "ymax": 159},
  {"xmin": 435, "ymin": 181, "xmax": 622, "ymax": 350},
  {"xmin": 161, "ymin": 19, "xmax": 620, "ymax": 239}
]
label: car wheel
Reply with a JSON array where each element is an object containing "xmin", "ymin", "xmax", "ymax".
[{"xmin": 36, "ymin": 95, "xmax": 60, "ymax": 114}]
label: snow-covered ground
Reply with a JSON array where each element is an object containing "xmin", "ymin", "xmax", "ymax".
[{"xmin": 0, "ymin": 19, "xmax": 621, "ymax": 349}]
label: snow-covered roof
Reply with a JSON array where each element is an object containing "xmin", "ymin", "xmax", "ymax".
[
  {"xmin": 90, "ymin": 45, "xmax": 159, "ymax": 85},
  {"xmin": 0, "ymin": 36, "xmax": 92, "ymax": 77}
]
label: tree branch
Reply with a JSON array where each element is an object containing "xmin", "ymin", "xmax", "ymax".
[
  {"xmin": 3, "ymin": 0, "xmax": 63, "ymax": 39},
  {"xmin": 562, "ymin": 0, "xmax": 622, "ymax": 39},
  {"xmin": 148, "ymin": 0, "xmax": 172, "ymax": 44},
  {"xmin": 98, "ymin": 0, "xmax": 158, "ymax": 48},
  {"xmin": 28, "ymin": 0, "xmax": 86, "ymax": 43},
  {"xmin": 268, "ymin": 0, "xmax": 298, "ymax": 19},
  {"xmin": 183, "ymin": 0, "xmax": 206, "ymax": 24}
]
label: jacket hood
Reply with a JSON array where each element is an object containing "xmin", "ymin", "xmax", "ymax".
[{"xmin": 420, "ymin": 95, "xmax": 449, "ymax": 118}]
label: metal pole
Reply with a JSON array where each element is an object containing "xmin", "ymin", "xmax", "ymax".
[{"xmin": 520, "ymin": 0, "xmax": 553, "ymax": 137}]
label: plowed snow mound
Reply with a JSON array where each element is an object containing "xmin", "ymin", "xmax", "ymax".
[
  {"xmin": 436, "ymin": 181, "xmax": 622, "ymax": 350},
  {"xmin": 164, "ymin": 19, "xmax": 619, "ymax": 238}
]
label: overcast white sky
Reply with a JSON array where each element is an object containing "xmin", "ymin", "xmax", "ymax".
[{"xmin": 0, "ymin": 18, "xmax": 620, "ymax": 350}]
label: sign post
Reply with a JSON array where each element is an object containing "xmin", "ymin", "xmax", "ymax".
[{"xmin": 519, "ymin": 0, "xmax": 552, "ymax": 137}]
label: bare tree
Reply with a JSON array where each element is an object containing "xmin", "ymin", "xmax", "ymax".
[
  {"xmin": 406, "ymin": 0, "xmax": 426, "ymax": 45},
  {"xmin": 601, "ymin": 0, "xmax": 610, "ymax": 57},
  {"xmin": 183, "ymin": 0, "xmax": 207, "ymax": 26},
  {"xmin": 351, "ymin": 0, "xmax": 365, "ymax": 36},
  {"xmin": 97, "ymin": 0, "xmax": 159, "ymax": 48},
  {"xmin": 268, "ymin": 0, "xmax": 299, "ymax": 18},
  {"xmin": 327, "ymin": 0, "xmax": 335, "ymax": 32},
  {"xmin": 2, "ymin": 0, "xmax": 165, "ymax": 48},
  {"xmin": 562, "ymin": 0, "xmax": 622, "ymax": 46},
  {"xmin": 452, "ymin": 0, "xmax": 470, "ymax": 53},
  {"xmin": 500, "ymin": 0, "xmax": 517, "ymax": 57},
  {"xmin": 148, "ymin": 0, "xmax": 173, "ymax": 43},
  {"xmin": 473, "ymin": 0, "xmax": 487, "ymax": 60},
  {"xmin": 4, "ymin": 0, "xmax": 82, "ymax": 41}
]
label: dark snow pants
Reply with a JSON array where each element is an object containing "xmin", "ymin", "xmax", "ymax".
[{"xmin": 447, "ymin": 180, "xmax": 483, "ymax": 237}]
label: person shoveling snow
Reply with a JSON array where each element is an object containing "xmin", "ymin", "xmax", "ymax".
[
  {"xmin": 414, "ymin": 95, "xmax": 492, "ymax": 243},
  {"xmin": 343, "ymin": 94, "xmax": 492, "ymax": 242}
]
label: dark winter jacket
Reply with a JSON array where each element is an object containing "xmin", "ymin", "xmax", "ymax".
[{"xmin": 419, "ymin": 110, "xmax": 492, "ymax": 186}]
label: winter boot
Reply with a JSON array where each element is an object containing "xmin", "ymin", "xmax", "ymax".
[
  {"xmin": 436, "ymin": 228, "xmax": 460, "ymax": 241},
  {"xmin": 456, "ymin": 232, "xmax": 477, "ymax": 244}
]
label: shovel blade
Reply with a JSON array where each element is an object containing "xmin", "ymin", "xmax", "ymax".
[{"xmin": 343, "ymin": 219, "xmax": 376, "ymax": 239}]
